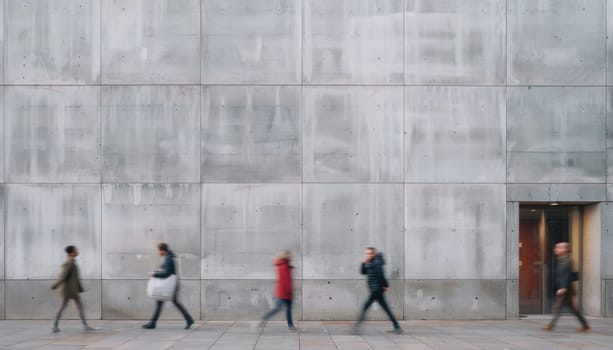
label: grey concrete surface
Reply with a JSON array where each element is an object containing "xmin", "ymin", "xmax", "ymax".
[
  {"xmin": 405, "ymin": 87, "xmax": 505, "ymax": 183},
  {"xmin": 5, "ymin": 280, "xmax": 101, "ymax": 320},
  {"xmin": 2, "ymin": 319, "xmax": 613, "ymax": 350},
  {"xmin": 303, "ymin": 87, "xmax": 403, "ymax": 182},
  {"xmin": 5, "ymin": 0, "xmax": 100, "ymax": 84},
  {"xmin": 507, "ymin": 0, "xmax": 605, "ymax": 85},
  {"xmin": 303, "ymin": 0, "xmax": 404, "ymax": 84},
  {"xmin": 303, "ymin": 184, "xmax": 403, "ymax": 280},
  {"xmin": 507, "ymin": 87, "xmax": 606, "ymax": 183},
  {"xmin": 101, "ymin": 0, "xmax": 200, "ymax": 84},
  {"xmin": 5, "ymin": 86, "xmax": 100, "ymax": 183},
  {"xmin": 101, "ymin": 86, "xmax": 200, "ymax": 183},
  {"xmin": 201, "ymin": 279, "xmax": 302, "ymax": 321},
  {"xmin": 404, "ymin": 279, "xmax": 506, "ymax": 320},
  {"xmin": 302, "ymin": 279, "xmax": 403, "ymax": 321},
  {"xmin": 102, "ymin": 280, "xmax": 200, "ymax": 320},
  {"xmin": 202, "ymin": 86, "xmax": 302, "ymax": 182},
  {"xmin": 5, "ymin": 184, "xmax": 101, "ymax": 280},
  {"xmin": 202, "ymin": 0, "xmax": 301, "ymax": 84},
  {"xmin": 202, "ymin": 184, "xmax": 301, "ymax": 279},
  {"xmin": 102, "ymin": 184, "xmax": 201, "ymax": 280},
  {"xmin": 0, "ymin": 0, "xmax": 611, "ymax": 322},
  {"xmin": 404, "ymin": 185, "xmax": 506, "ymax": 280},
  {"xmin": 405, "ymin": 0, "xmax": 506, "ymax": 85}
]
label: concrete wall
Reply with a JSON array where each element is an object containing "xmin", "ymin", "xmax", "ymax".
[{"xmin": 0, "ymin": 0, "xmax": 611, "ymax": 320}]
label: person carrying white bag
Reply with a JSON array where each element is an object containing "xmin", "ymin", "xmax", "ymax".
[{"xmin": 143, "ymin": 243, "xmax": 194, "ymax": 330}]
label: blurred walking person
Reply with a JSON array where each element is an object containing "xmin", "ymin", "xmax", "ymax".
[
  {"xmin": 142, "ymin": 243, "xmax": 194, "ymax": 329},
  {"xmin": 543, "ymin": 242, "xmax": 589, "ymax": 332},
  {"xmin": 259, "ymin": 250, "xmax": 298, "ymax": 331},
  {"xmin": 51, "ymin": 245, "xmax": 95, "ymax": 333},
  {"xmin": 353, "ymin": 247, "xmax": 402, "ymax": 334}
]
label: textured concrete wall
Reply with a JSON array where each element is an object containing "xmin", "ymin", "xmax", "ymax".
[{"xmin": 0, "ymin": 0, "xmax": 611, "ymax": 321}]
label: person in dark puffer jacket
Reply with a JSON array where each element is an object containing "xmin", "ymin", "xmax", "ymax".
[
  {"xmin": 353, "ymin": 247, "xmax": 402, "ymax": 334},
  {"xmin": 142, "ymin": 243, "xmax": 194, "ymax": 330}
]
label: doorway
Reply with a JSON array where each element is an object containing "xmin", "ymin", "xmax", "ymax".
[{"xmin": 518, "ymin": 205, "xmax": 582, "ymax": 315}]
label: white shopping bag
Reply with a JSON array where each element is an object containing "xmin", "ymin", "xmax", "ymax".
[{"xmin": 147, "ymin": 275, "xmax": 177, "ymax": 301}]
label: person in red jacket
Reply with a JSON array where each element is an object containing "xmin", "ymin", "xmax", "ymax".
[{"xmin": 259, "ymin": 250, "xmax": 297, "ymax": 331}]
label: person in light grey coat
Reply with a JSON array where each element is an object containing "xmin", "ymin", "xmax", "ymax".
[{"xmin": 51, "ymin": 245, "xmax": 94, "ymax": 333}]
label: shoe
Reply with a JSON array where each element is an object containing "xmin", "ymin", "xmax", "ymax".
[
  {"xmin": 388, "ymin": 327, "xmax": 403, "ymax": 334},
  {"xmin": 52, "ymin": 326, "xmax": 60, "ymax": 333},
  {"xmin": 83, "ymin": 325, "xmax": 97, "ymax": 332},
  {"xmin": 142, "ymin": 323, "xmax": 156, "ymax": 329},
  {"xmin": 577, "ymin": 325, "xmax": 591, "ymax": 332},
  {"xmin": 185, "ymin": 319, "xmax": 194, "ymax": 330},
  {"xmin": 257, "ymin": 320, "xmax": 266, "ymax": 328},
  {"xmin": 288, "ymin": 326, "xmax": 299, "ymax": 332},
  {"xmin": 542, "ymin": 325, "xmax": 554, "ymax": 331},
  {"xmin": 350, "ymin": 325, "xmax": 361, "ymax": 335}
]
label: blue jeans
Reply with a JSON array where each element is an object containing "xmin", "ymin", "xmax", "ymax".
[{"xmin": 261, "ymin": 298, "xmax": 294, "ymax": 327}]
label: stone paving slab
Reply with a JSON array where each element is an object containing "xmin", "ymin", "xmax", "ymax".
[{"xmin": 0, "ymin": 318, "xmax": 612, "ymax": 349}]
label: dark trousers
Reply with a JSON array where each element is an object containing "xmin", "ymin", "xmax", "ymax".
[
  {"xmin": 149, "ymin": 285, "xmax": 193, "ymax": 324},
  {"xmin": 548, "ymin": 292, "xmax": 589, "ymax": 328},
  {"xmin": 261, "ymin": 298, "xmax": 294, "ymax": 327},
  {"xmin": 54, "ymin": 295, "xmax": 87, "ymax": 327},
  {"xmin": 357, "ymin": 290, "xmax": 400, "ymax": 329}
]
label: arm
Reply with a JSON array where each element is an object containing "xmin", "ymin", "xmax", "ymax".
[
  {"xmin": 51, "ymin": 263, "xmax": 73, "ymax": 290},
  {"xmin": 556, "ymin": 260, "xmax": 572, "ymax": 294},
  {"xmin": 154, "ymin": 256, "xmax": 174, "ymax": 278},
  {"xmin": 361, "ymin": 262, "xmax": 367, "ymax": 275}
]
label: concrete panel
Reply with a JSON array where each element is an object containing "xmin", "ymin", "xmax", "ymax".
[
  {"xmin": 507, "ymin": 184, "xmax": 606, "ymax": 203},
  {"xmin": 304, "ymin": 87, "xmax": 403, "ymax": 182},
  {"xmin": 202, "ymin": 184, "xmax": 301, "ymax": 279},
  {"xmin": 405, "ymin": 87, "xmax": 505, "ymax": 183},
  {"xmin": 606, "ymin": 279, "xmax": 613, "ymax": 317},
  {"xmin": 101, "ymin": 0, "xmax": 200, "ymax": 84},
  {"xmin": 6, "ymin": 280, "xmax": 101, "ymax": 319},
  {"xmin": 603, "ymin": 203, "xmax": 613, "ymax": 278},
  {"xmin": 102, "ymin": 184, "xmax": 200, "ymax": 279},
  {"xmin": 506, "ymin": 279, "xmax": 519, "ymax": 319},
  {"xmin": 102, "ymin": 280, "xmax": 199, "ymax": 320},
  {"xmin": 405, "ymin": 0, "xmax": 505, "ymax": 85},
  {"xmin": 404, "ymin": 280, "xmax": 506, "ymax": 320},
  {"xmin": 0, "ymin": 0, "xmax": 4, "ymax": 83},
  {"xmin": 606, "ymin": 88, "xmax": 613, "ymax": 183},
  {"xmin": 6, "ymin": 86, "xmax": 100, "ymax": 183},
  {"xmin": 0, "ymin": 186, "xmax": 5, "ymax": 280},
  {"xmin": 201, "ymin": 280, "xmax": 302, "ymax": 321},
  {"xmin": 506, "ymin": 202, "xmax": 519, "ymax": 280},
  {"xmin": 202, "ymin": 86, "xmax": 301, "ymax": 182},
  {"xmin": 507, "ymin": 0, "xmax": 605, "ymax": 85},
  {"xmin": 0, "ymin": 281, "xmax": 4, "ymax": 320},
  {"xmin": 608, "ymin": 0, "xmax": 613, "ymax": 85},
  {"xmin": 5, "ymin": 0, "xmax": 100, "ymax": 84},
  {"xmin": 102, "ymin": 86, "xmax": 200, "ymax": 183},
  {"xmin": 302, "ymin": 280, "xmax": 402, "ymax": 321},
  {"xmin": 5, "ymin": 185, "xmax": 101, "ymax": 280},
  {"xmin": 507, "ymin": 87, "xmax": 606, "ymax": 183},
  {"xmin": 202, "ymin": 0, "xmax": 301, "ymax": 84},
  {"xmin": 405, "ymin": 185, "xmax": 506, "ymax": 279},
  {"xmin": 303, "ymin": 184, "xmax": 403, "ymax": 279},
  {"xmin": 303, "ymin": 0, "xmax": 404, "ymax": 84}
]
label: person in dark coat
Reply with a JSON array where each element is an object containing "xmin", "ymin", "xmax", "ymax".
[
  {"xmin": 353, "ymin": 247, "xmax": 402, "ymax": 334},
  {"xmin": 142, "ymin": 243, "xmax": 194, "ymax": 330},
  {"xmin": 543, "ymin": 242, "xmax": 590, "ymax": 332},
  {"xmin": 259, "ymin": 250, "xmax": 298, "ymax": 331},
  {"xmin": 51, "ymin": 245, "xmax": 95, "ymax": 333}
]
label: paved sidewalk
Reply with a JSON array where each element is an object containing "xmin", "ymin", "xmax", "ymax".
[{"xmin": 0, "ymin": 317, "xmax": 611, "ymax": 349}]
